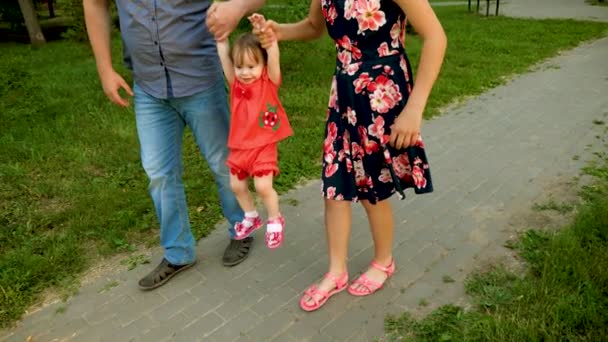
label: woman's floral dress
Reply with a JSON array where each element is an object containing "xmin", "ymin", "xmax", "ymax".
[{"xmin": 321, "ymin": 0, "xmax": 434, "ymax": 204}]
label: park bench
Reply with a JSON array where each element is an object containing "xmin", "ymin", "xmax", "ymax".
[{"xmin": 468, "ymin": 0, "xmax": 500, "ymax": 16}]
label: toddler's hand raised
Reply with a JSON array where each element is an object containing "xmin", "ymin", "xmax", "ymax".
[
  {"xmin": 248, "ymin": 13, "xmax": 266, "ymax": 30},
  {"xmin": 250, "ymin": 14, "xmax": 279, "ymax": 49}
]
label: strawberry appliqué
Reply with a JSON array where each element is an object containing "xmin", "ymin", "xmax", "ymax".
[{"xmin": 259, "ymin": 103, "xmax": 281, "ymax": 131}]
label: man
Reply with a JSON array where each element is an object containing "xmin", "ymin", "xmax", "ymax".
[{"xmin": 83, "ymin": 0, "xmax": 265, "ymax": 290}]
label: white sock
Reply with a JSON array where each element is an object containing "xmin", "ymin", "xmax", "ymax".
[
  {"xmin": 267, "ymin": 222, "xmax": 283, "ymax": 233},
  {"xmin": 242, "ymin": 211, "xmax": 259, "ymax": 228},
  {"xmin": 245, "ymin": 211, "xmax": 259, "ymax": 218}
]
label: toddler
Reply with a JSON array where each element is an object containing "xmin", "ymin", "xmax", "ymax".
[{"xmin": 216, "ymin": 14, "xmax": 293, "ymax": 249}]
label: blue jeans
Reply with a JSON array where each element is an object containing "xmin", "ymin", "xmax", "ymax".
[{"xmin": 134, "ymin": 80, "xmax": 243, "ymax": 265}]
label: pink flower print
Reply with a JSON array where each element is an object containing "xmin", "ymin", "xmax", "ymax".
[
  {"xmin": 343, "ymin": 129, "xmax": 351, "ymax": 148},
  {"xmin": 412, "ymin": 164, "xmax": 427, "ymax": 189},
  {"xmin": 323, "ymin": 123, "xmax": 337, "ymax": 154},
  {"xmin": 415, "ymin": 135, "xmax": 425, "ymax": 148},
  {"xmin": 351, "ymin": 141, "xmax": 364, "ymax": 159},
  {"xmin": 355, "ymin": 0, "xmax": 386, "ymax": 35},
  {"xmin": 368, "ymin": 75, "xmax": 402, "ymax": 113},
  {"xmin": 400, "ymin": 56, "xmax": 410, "ymax": 82},
  {"xmin": 377, "ymin": 42, "xmax": 399, "ymax": 57},
  {"xmin": 363, "ymin": 137, "xmax": 379, "ymax": 155},
  {"xmin": 327, "ymin": 186, "xmax": 337, "ymax": 199},
  {"xmin": 382, "ymin": 148, "xmax": 391, "ymax": 163},
  {"xmin": 362, "ymin": 175, "xmax": 374, "ymax": 189},
  {"xmin": 354, "ymin": 160, "xmax": 366, "ymax": 186},
  {"xmin": 337, "ymin": 36, "xmax": 363, "ymax": 60},
  {"xmin": 346, "ymin": 107, "xmax": 357, "ymax": 126},
  {"xmin": 390, "ymin": 21, "xmax": 400, "ymax": 48},
  {"xmin": 392, "ymin": 154, "xmax": 411, "ymax": 179},
  {"xmin": 370, "ymin": 89, "xmax": 394, "ymax": 114},
  {"xmin": 335, "ymin": 194, "xmax": 344, "ymax": 200},
  {"xmin": 328, "ymin": 77, "xmax": 339, "ymax": 111},
  {"xmin": 345, "ymin": 62, "xmax": 361, "ymax": 76},
  {"xmin": 327, "ymin": 121, "xmax": 338, "ymax": 140},
  {"xmin": 384, "ymin": 65, "xmax": 394, "ymax": 75},
  {"xmin": 366, "ymin": 74, "xmax": 387, "ymax": 92},
  {"xmin": 344, "ymin": 0, "xmax": 357, "ymax": 20},
  {"xmin": 346, "ymin": 158, "xmax": 353, "ymax": 173},
  {"xmin": 378, "ymin": 168, "xmax": 392, "ymax": 183},
  {"xmin": 324, "ymin": 149, "xmax": 337, "ymax": 164},
  {"xmin": 387, "ymin": 81, "xmax": 403, "ymax": 103},
  {"xmin": 358, "ymin": 126, "xmax": 379, "ymax": 155},
  {"xmin": 351, "ymin": 46, "xmax": 362, "ymax": 60},
  {"xmin": 323, "ymin": 137, "xmax": 334, "ymax": 158},
  {"xmin": 325, "ymin": 163, "xmax": 339, "ymax": 178},
  {"xmin": 380, "ymin": 134, "xmax": 390, "ymax": 145},
  {"xmin": 323, "ymin": 4, "xmax": 338, "ymax": 25},
  {"xmin": 353, "ymin": 73, "xmax": 372, "ymax": 94},
  {"xmin": 337, "ymin": 35, "xmax": 353, "ymax": 50},
  {"xmin": 337, "ymin": 50, "xmax": 352, "ymax": 69},
  {"xmin": 368, "ymin": 115, "xmax": 385, "ymax": 140},
  {"xmin": 338, "ymin": 149, "xmax": 346, "ymax": 162}
]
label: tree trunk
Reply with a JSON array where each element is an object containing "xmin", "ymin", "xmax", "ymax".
[
  {"xmin": 48, "ymin": 0, "xmax": 55, "ymax": 18},
  {"xmin": 17, "ymin": 0, "xmax": 46, "ymax": 47}
]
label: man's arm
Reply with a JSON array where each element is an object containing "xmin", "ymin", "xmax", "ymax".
[
  {"xmin": 216, "ymin": 40, "xmax": 235, "ymax": 85},
  {"xmin": 83, "ymin": 0, "xmax": 133, "ymax": 106},
  {"xmin": 207, "ymin": 0, "xmax": 266, "ymax": 41}
]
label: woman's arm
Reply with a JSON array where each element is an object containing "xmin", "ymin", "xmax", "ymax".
[
  {"xmin": 390, "ymin": 0, "xmax": 447, "ymax": 149},
  {"xmin": 395, "ymin": 0, "xmax": 447, "ymax": 118},
  {"xmin": 216, "ymin": 40, "xmax": 235, "ymax": 85}
]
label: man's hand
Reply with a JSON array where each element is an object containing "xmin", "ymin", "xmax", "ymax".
[
  {"xmin": 100, "ymin": 69, "xmax": 133, "ymax": 107},
  {"xmin": 207, "ymin": 1, "xmax": 246, "ymax": 41}
]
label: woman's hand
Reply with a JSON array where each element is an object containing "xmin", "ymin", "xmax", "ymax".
[{"xmin": 389, "ymin": 108, "xmax": 423, "ymax": 150}]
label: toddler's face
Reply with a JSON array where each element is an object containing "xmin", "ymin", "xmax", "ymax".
[{"xmin": 234, "ymin": 52, "xmax": 264, "ymax": 84}]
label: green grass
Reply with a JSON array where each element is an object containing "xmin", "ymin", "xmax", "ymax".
[
  {"xmin": 1, "ymin": 4, "xmax": 608, "ymax": 327},
  {"xmin": 587, "ymin": 0, "xmax": 608, "ymax": 7},
  {"xmin": 385, "ymin": 142, "xmax": 608, "ymax": 340}
]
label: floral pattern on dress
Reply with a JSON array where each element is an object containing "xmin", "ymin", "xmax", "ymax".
[{"xmin": 320, "ymin": 0, "xmax": 433, "ymax": 203}]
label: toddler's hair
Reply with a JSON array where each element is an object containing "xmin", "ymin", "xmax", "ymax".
[{"xmin": 231, "ymin": 33, "xmax": 268, "ymax": 66}]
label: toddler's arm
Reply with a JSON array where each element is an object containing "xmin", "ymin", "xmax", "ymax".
[
  {"xmin": 216, "ymin": 39, "xmax": 235, "ymax": 85},
  {"xmin": 250, "ymin": 14, "xmax": 281, "ymax": 85},
  {"xmin": 265, "ymin": 39, "xmax": 281, "ymax": 86}
]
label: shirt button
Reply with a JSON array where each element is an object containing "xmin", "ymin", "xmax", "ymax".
[
  {"xmin": 154, "ymin": 41, "xmax": 158, "ymax": 45},
  {"xmin": 160, "ymin": 62, "xmax": 164, "ymax": 66},
  {"xmin": 152, "ymin": 17, "xmax": 156, "ymax": 21}
]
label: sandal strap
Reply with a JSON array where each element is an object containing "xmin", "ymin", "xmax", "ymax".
[
  {"xmin": 324, "ymin": 272, "xmax": 348, "ymax": 288},
  {"xmin": 370, "ymin": 259, "xmax": 395, "ymax": 277},
  {"xmin": 303, "ymin": 285, "xmax": 329, "ymax": 306},
  {"xmin": 350, "ymin": 274, "xmax": 382, "ymax": 294}
]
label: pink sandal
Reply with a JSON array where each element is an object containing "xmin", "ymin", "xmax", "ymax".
[
  {"xmin": 347, "ymin": 259, "xmax": 395, "ymax": 296},
  {"xmin": 299, "ymin": 272, "xmax": 348, "ymax": 312},
  {"xmin": 265, "ymin": 215, "xmax": 285, "ymax": 249},
  {"xmin": 234, "ymin": 216, "xmax": 263, "ymax": 240}
]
